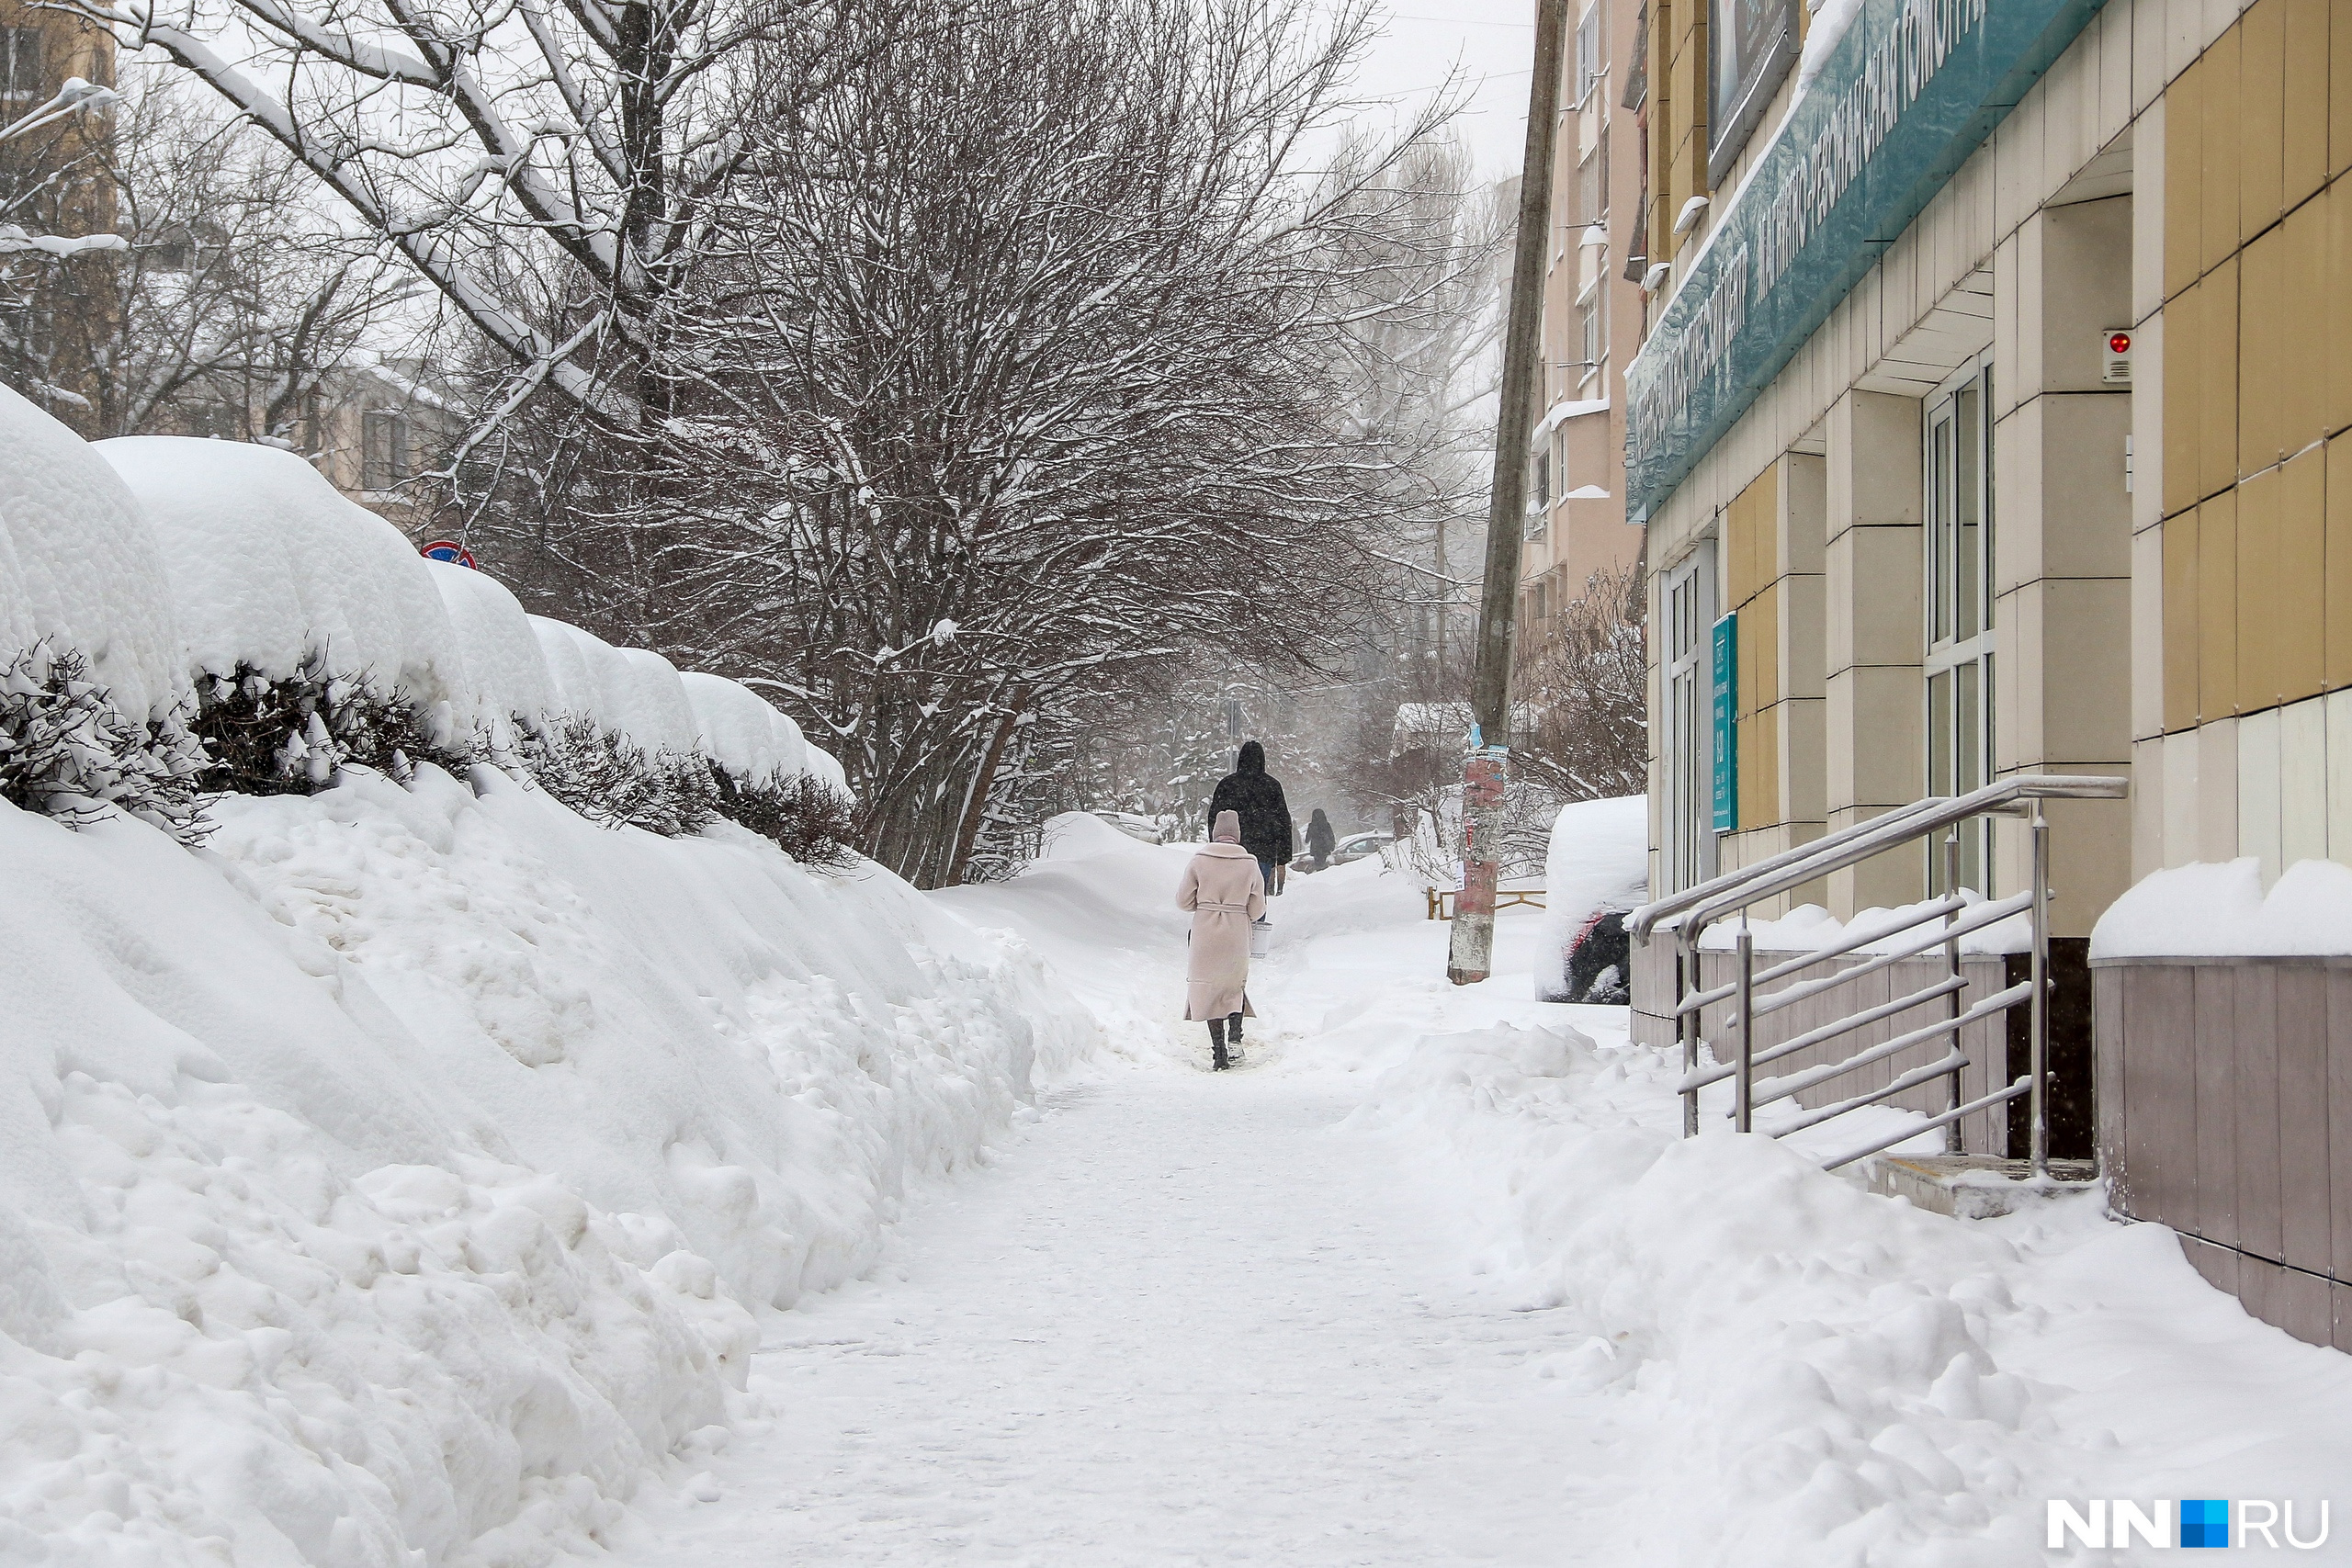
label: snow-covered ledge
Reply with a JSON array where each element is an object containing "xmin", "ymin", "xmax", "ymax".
[{"xmin": 2089, "ymin": 859, "xmax": 2352, "ymax": 964}]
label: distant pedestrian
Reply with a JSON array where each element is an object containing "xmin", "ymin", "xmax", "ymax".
[
  {"xmin": 1177, "ymin": 809, "xmax": 1264, "ymax": 1070},
  {"xmin": 1306, "ymin": 808, "xmax": 1336, "ymax": 872},
  {"xmin": 1206, "ymin": 740, "xmax": 1293, "ymax": 902}
]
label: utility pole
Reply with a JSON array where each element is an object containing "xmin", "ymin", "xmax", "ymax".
[{"xmin": 1447, "ymin": 0, "xmax": 1566, "ymax": 987}]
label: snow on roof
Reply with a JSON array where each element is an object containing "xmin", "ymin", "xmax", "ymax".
[
  {"xmin": 1544, "ymin": 795, "xmax": 1648, "ymax": 926},
  {"xmin": 98, "ymin": 434, "xmax": 477, "ymax": 733},
  {"xmin": 1529, "ymin": 395, "xmax": 1611, "ymax": 448},
  {"xmin": 2092, "ymin": 857, "xmax": 2352, "ymax": 960},
  {"xmin": 0, "ymin": 387, "xmax": 187, "ymax": 719}
]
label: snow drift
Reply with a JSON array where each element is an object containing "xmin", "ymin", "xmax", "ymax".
[
  {"xmin": 1352, "ymin": 1020, "xmax": 2352, "ymax": 1565},
  {"xmin": 0, "ymin": 399, "xmax": 1096, "ymax": 1563}
]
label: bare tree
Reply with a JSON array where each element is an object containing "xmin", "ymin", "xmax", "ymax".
[
  {"xmin": 449, "ymin": 0, "xmax": 1466, "ymax": 887},
  {"xmin": 68, "ymin": 0, "xmax": 822, "ymax": 421},
  {"xmin": 4, "ymin": 70, "xmax": 419, "ymax": 440},
  {"xmin": 1512, "ymin": 561, "xmax": 1647, "ymax": 802}
]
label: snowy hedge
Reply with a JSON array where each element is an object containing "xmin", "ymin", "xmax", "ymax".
[
  {"xmin": 0, "ymin": 391, "xmax": 853, "ymax": 856},
  {"xmin": 0, "ymin": 384, "xmax": 1096, "ymax": 1564}
]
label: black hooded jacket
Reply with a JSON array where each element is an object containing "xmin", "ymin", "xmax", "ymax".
[{"xmin": 1208, "ymin": 741, "xmax": 1294, "ymax": 863}]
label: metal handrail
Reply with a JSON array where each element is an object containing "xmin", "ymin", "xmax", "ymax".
[
  {"xmin": 1627, "ymin": 774, "xmax": 2127, "ymax": 942},
  {"xmin": 1634, "ymin": 773, "xmax": 2126, "ymax": 1177}
]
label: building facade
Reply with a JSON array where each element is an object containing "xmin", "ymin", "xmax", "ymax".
[
  {"xmin": 1520, "ymin": 0, "xmax": 1650, "ymax": 640},
  {"xmin": 1, "ymin": 0, "xmax": 116, "ymax": 414},
  {"xmin": 1625, "ymin": 0, "xmax": 2352, "ymax": 1348}
]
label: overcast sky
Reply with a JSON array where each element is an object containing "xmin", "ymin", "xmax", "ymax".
[{"xmin": 1332, "ymin": 2, "xmax": 1543, "ymax": 184}]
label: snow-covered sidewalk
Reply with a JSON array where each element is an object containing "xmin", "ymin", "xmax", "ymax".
[
  {"xmin": 591, "ymin": 816, "xmax": 2352, "ymax": 1567},
  {"xmin": 591, "ymin": 1069, "xmax": 1628, "ymax": 1565}
]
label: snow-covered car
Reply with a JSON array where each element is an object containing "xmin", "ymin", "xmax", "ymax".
[
  {"xmin": 1092, "ymin": 811, "xmax": 1167, "ymax": 844},
  {"xmin": 1327, "ymin": 830, "xmax": 1390, "ymax": 866}
]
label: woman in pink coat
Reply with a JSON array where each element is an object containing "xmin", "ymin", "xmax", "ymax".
[{"xmin": 1177, "ymin": 809, "xmax": 1266, "ymax": 1070}]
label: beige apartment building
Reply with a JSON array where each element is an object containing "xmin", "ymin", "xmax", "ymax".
[
  {"xmin": 1519, "ymin": 0, "xmax": 1649, "ymax": 637},
  {"xmin": 1624, "ymin": 0, "xmax": 2352, "ymax": 1348}
]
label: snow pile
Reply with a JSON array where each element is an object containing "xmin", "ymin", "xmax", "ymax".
[
  {"xmin": 0, "ymin": 761, "xmax": 1095, "ymax": 1565},
  {"xmin": 0, "ymin": 388, "xmax": 186, "ymax": 722},
  {"xmin": 2092, "ymin": 857, "xmax": 2352, "ymax": 959},
  {"xmin": 0, "ymin": 400, "xmax": 841, "ymax": 791},
  {"xmin": 99, "ymin": 436, "xmax": 478, "ymax": 739},
  {"xmin": 1353, "ymin": 1020, "xmax": 2352, "ymax": 1563},
  {"xmin": 0, "ymin": 393, "xmax": 1077, "ymax": 1562}
]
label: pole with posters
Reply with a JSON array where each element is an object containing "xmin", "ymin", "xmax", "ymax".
[{"xmin": 1447, "ymin": 0, "xmax": 1566, "ymax": 987}]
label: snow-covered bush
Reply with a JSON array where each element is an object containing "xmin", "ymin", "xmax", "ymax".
[
  {"xmin": 0, "ymin": 641, "xmax": 209, "ymax": 842},
  {"xmin": 98, "ymin": 436, "xmax": 479, "ymax": 741},
  {"xmin": 426, "ymin": 558, "xmax": 555, "ymax": 760},
  {"xmin": 519, "ymin": 713, "xmax": 718, "ymax": 836},
  {"xmin": 708, "ymin": 765, "xmax": 860, "ymax": 871},
  {"xmin": 0, "ymin": 389, "xmax": 189, "ymax": 724},
  {"xmin": 189, "ymin": 654, "xmax": 481, "ymax": 795}
]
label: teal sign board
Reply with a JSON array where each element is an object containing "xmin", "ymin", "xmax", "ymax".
[
  {"xmin": 1711, "ymin": 613, "xmax": 1736, "ymax": 833},
  {"xmin": 1624, "ymin": 0, "xmax": 2111, "ymax": 525}
]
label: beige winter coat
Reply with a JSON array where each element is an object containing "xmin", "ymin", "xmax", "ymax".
[{"xmin": 1176, "ymin": 842, "xmax": 1265, "ymax": 1020}]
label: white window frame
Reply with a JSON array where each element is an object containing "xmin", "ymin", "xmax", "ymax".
[
  {"xmin": 1662, "ymin": 538, "xmax": 1719, "ymax": 893},
  {"xmin": 1575, "ymin": 5, "xmax": 1602, "ymax": 107},
  {"xmin": 1922, "ymin": 356, "xmax": 1995, "ymax": 894}
]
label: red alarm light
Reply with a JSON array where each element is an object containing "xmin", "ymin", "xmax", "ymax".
[{"xmin": 2108, "ymin": 332, "xmax": 2132, "ymax": 355}]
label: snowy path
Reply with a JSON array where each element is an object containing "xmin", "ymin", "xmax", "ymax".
[{"xmin": 593, "ymin": 1068, "xmax": 1623, "ymax": 1566}]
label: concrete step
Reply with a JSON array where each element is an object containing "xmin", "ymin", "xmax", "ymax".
[{"xmin": 1862, "ymin": 1154, "xmax": 2098, "ymax": 1219}]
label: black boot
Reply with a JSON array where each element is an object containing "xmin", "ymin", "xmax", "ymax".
[
  {"xmin": 1225, "ymin": 1013, "xmax": 1244, "ymax": 1066},
  {"xmin": 1208, "ymin": 1017, "xmax": 1230, "ymax": 1071}
]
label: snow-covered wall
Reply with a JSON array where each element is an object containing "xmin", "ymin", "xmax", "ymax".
[{"xmin": 0, "ymin": 393, "xmax": 1065, "ymax": 1562}]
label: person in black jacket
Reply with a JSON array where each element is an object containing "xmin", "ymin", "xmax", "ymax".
[
  {"xmin": 1305, "ymin": 807, "xmax": 1337, "ymax": 871},
  {"xmin": 1207, "ymin": 740, "xmax": 1293, "ymax": 899}
]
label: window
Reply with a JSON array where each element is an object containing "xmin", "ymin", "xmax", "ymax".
[
  {"xmin": 1662, "ymin": 542, "xmax": 1719, "ymax": 892},
  {"xmin": 2, "ymin": 26, "xmax": 43, "ymax": 99},
  {"xmin": 1923, "ymin": 362, "xmax": 1995, "ymax": 893},
  {"xmin": 1575, "ymin": 5, "xmax": 1601, "ymax": 106},
  {"xmin": 1528, "ymin": 448, "xmax": 1551, "ymax": 536},
  {"xmin": 186, "ymin": 402, "xmax": 242, "ymax": 440},
  {"xmin": 1580, "ymin": 299, "xmax": 1601, "ymax": 384},
  {"xmin": 362, "ymin": 409, "xmax": 411, "ymax": 491}
]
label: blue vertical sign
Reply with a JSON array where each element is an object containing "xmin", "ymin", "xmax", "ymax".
[{"xmin": 1711, "ymin": 613, "xmax": 1737, "ymax": 834}]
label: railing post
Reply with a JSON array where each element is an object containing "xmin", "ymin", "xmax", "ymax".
[
  {"xmin": 1942, "ymin": 830, "xmax": 1964, "ymax": 1155},
  {"xmin": 2029, "ymin": 803, "xmax": 2052, "ymax": 1178},
  {"xmin": 1734, "ymin": 925, "xmax": 1754, "ymax": 1134},
  {"xmin": 1679, "ymin": 936, "xmax": 1700, "ymax": 1137}
]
